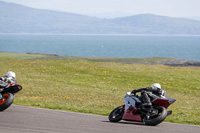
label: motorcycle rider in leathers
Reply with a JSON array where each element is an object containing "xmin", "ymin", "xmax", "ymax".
[
  {"xmin": 0, "ymin": 71, "xmax": 17, "ymax": 101},
  {"xmin": 131, "ymin": 83, "xmax": 166, "ymax": 107}
]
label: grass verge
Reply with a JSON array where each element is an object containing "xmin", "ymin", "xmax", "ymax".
[{"xmin": 0, "ymin": 52, "xmax": 199, "ymax": 125}]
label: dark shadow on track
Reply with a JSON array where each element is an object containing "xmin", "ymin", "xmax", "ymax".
[{"xmin": 102, "ymin": 121, "xmax": 150, "ymax": 126}]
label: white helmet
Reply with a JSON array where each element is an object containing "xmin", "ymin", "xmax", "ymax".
[
  {"xmin": 151, "ymin": 83, "xmax": 161, "ymax": 89},
  {"xmin": 6, "ymin": 71, "xmax": 16, "ymax": 78}
]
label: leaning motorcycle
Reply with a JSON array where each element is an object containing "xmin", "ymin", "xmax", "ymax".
[
  {"xmin": 108, "ymin": 90, "xmax": 176, "ymax": 126},
  {"xmin": 0, "ymin": 82, "xmax": 23, "ymax": 111}
]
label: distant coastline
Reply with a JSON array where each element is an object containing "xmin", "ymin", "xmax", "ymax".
[
  {"xmin": 1, "ymin": 1, "xmax": 200, "ymax": 35},
  {"xmin": 1, "ymin": 52, "xmax": 200, "ymax": 67},
  {"xmin": 1, "ymin": 35, "xmax": 200, "ymax": 61}
]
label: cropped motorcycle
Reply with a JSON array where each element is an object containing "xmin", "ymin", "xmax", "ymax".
[
  {"xmin": 0, "ymin": 82, "xmax": 23, "ymax": 111},
  {"xmin": 109, "ymin": 90, "xmax": 176, "ymax": 126}
]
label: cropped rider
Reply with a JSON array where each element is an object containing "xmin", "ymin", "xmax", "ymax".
[
  {"xmin": 0, "ymin": 71, "xmax": 17, "ymax": 101},
  {"xmin": 131, "ymin": 83, "xmax": 166, "ymax": 107}
]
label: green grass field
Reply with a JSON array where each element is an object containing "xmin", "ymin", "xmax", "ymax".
[{"xmin": 0, "ymin": 52, "xmax": 199, "ymax": 125}]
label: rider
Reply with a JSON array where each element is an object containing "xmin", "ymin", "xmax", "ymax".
[
  {"xmin": 0, "ymin": 71, "xmax": 17, "ymax": 101},
  {"xmin": 131, "ymin": 83, "xmax": 166, "ymax": 107}
]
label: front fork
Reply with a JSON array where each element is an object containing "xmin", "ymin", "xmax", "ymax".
[{"xmin": 119, "ymin": 105, "xmax": 125, "ymax": 111}]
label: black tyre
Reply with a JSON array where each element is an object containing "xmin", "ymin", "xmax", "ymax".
[
  {"xmin": 144, "ymin": 106, "xmax": 167, "ymax": 126},
  {"xmin": 0, "ymin": 93, "xmax": 14, "ymax": 111},
  {"xmin": 109, "ymin": 106, "xmax": 124, "ymax": 122}
]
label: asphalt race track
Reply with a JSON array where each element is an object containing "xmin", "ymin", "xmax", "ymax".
[{"xmin": 0, "ymin": 105, "xmax": 199, "ymax": 133}]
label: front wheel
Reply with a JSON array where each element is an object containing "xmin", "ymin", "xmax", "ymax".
[
  {"xmin": 144, "ymin": 106, "xmax": 167, "ymax": 126},
  {"xmin": 0, "ymin": 93, "xmax": 14, "ymax": 111},
  {"xmin": 108, "ymin": 106, "xmax": 124, "ymax": 122}
]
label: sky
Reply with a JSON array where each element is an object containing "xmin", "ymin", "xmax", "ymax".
[{"xmin": 2, "ymin": 0, "xmax": 200, "ymax": 18}]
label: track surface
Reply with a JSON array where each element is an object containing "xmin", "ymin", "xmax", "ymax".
[{"xmin": 0, "ymin": 105, "xmax": 199, "ymax": 133}]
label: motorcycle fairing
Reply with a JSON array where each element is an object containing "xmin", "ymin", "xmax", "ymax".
[
  {"xmin": 152, "ymin": 97, "xmax": 176, "ymax": 108},
  {"xmin": 123, "ymin": 92, "xmax": 141, "ymax": 111},
  {"xmin": 122, "ymin": 92, "xmax": 143, "ymax": 122},
  {"xmin": 152, "ymin": 98, "xmax": 170, "ymax": 108},
  {"xmin": 122, "ymin": 107, "xmax": 143, "ymax": 122},
  {"xmin": 1, "ymin": 84, "xmax": 23, "ymax": 94}
]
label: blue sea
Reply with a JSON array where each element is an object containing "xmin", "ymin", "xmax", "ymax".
[{"xmin": 0, "ymin": 35, "xmax": 200, "ymax": 61}]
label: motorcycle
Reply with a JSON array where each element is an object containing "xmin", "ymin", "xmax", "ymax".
[
  {"xmin": 108, "ymin": 90, "xmax": 176, "ymax": 126},
  {"xmin": 0, "ymin": 82, "xmax": 23, "ymax": 111}
]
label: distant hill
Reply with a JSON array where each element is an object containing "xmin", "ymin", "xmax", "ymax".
[
  {"xmin": 109, "ymin": 15, "xmax": 200, "ymax": 34},
  {"xmin": 1, "ymin": 1, "xmax": 200, "ymax": 35}
]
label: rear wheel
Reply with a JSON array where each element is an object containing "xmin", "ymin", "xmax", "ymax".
[
  {"xmin": 144, "ymin": 106, "xmax": 167, "ymax": 126},
  {"xmin": 0, "ymin": 93, "xmax": 14, "ymax": 111},
  {"xmin": 109, "ymin": 106, "xmax": 124, "ymax": 122}
]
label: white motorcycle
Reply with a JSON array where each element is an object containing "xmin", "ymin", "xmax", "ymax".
[{"xmin": 109, "ymin": 90, "xmax": 176, "ymax": 126}]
